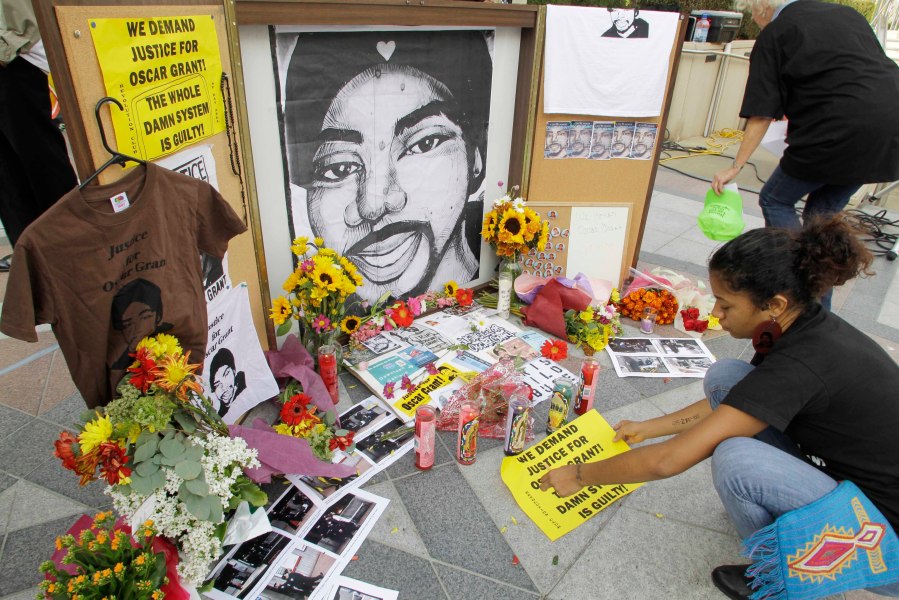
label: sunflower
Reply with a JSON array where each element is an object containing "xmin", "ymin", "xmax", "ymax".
[
  {"xmin": 340, "ymin": 315, "xmax": 361, "ymax": 334},
  {"xmin": 270, "ymin": 296, "xmax": 293, "ymax": 325},
  {"xmin": 523, "ymin": 207, "xmax": 542, "ymax": 237},
  {"xmin": 444, "ymin": 280, "xmax": 459, "ymax": 297},
  {"xmin": 481, "ymin": 212, "xmax": 498, "ymax": 241},
  {"xmin": 314, "ymin": 236, "xmax": 325, "ymax": 247},
  {"xmin": 498, "ymin": 209, "xmax": 526, "ymax": 245},
  {"xmin": 536, "ymin": 221, "xmax": 549, "ymax": 252},
  {"xmin": 282, "ymin": 270, "xmax": 303, "ymax": 293},
  {"xmin": 311, "ymin": 255, "xmax": 341, "ymax": 292}
]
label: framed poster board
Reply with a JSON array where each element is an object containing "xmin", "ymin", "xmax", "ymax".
[{"xmin": 526, "ymin": 202, "xmax": 631, "ymax": 286}]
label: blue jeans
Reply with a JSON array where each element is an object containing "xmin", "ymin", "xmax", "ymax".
[
  {"xmin": 704, "ymin": 359, "xmax": 899, "ymax": 596},
  {"xmin": 758, "ymin": 166, "xmax": 861, "ymax": 311}
]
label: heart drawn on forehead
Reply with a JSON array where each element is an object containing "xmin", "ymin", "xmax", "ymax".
[{"xmin": 376, "ymin": 40, "xmax": 396, "ymax": 62}]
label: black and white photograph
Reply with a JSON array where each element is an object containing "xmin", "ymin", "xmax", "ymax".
[
  {"xmin": 664, "ymin": 356, "xmax": 714, "ymax": 376},
  {"xmin": 385, "ymin": 324, "xmax": 451, "ymax": 353},
  {"xmin": 629, "ymin": 122, "xmax": 658, "ymax": 160},
  {"xmin": 602, "ymin": 7, "xmax": 650, "ymax": 38},
  {"xmin": 361, "ymin": 333, "xmax": 403, "ymax": 356},
  {"xmin": 211, "ymin": 530, "xmax": 292, "ymax": 598},
  {"xmin": 657, "ymin": 338, "xmax": 705, "ymax": 356},
  {"xmin": 297, "ymin": 453, "xmax": 374, "ymax": 502},
  {"xmin": 616, "ymin": 355, "xmax": 669, "ymax": 375},
  {"xmin": 339, "ymin": 399, "xmax": 392, "ymax": 436},
  {"xmin": 608, "ymin": 337, "xmax": 657, "ymax": 354},
  {"xmin": 268, "ymin": 485, "xmax": 318, "ymax": 536},
  {"xmin": 611, "ymin": 121, "xmax": 636, "ymax": 158},
  {"xmin": 276, "ymin": 29, "xmax": 494, "ymax": 306},
  {"xmin": 544, "ymin": 121, "xmax": 569, "ymax": 159},
  {"xmin": 588, "ymin": 121, "xmax": 613, "ymax": 160},
  {"xmin": 328, "ymin": 576, "xmax": 398, "ymax": 600},
  {"xmin": 304, "ymin": 493, "xmax": 376, "ymax": 555},
  {"xmin": 566, "ymin": 121, "xmax": 593, "ymax": 158},
  {"xmin": 259, "ymin": 544, "xmax": 336, "ymax": 600},
  {"xmin": 356, "ymin": 417, "xmax": 414, "ymax": 463}
]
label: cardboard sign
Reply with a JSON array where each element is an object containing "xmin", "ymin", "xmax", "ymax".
[{"xmin": 500, "ymin": 410, "xmax": 642, "ymax": 541}]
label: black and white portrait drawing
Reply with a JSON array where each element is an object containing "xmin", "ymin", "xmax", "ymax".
[
  {"xmin": 544, "ymin": 121, "xmax": 569, "ymax": 159},
  {"xmin": 209, "ymin": 347, "xmax": 247, "ymax": 418},
  {"xmin": 566, "ymin": 121, "xmax": 593, "ymax": 158},
  {"xmin": 589, "ymin": 121, "xmax": 613, "ymax": 160},
  {"xmin": 629, "ymin": 122, "xmax": 658, "ymax": 160},
  {"xmin": 110, "ymin": 278, "xmax": 174, "ymax": 370},
  {"xmin": 275, "ymin": 29, "xmax": 494, "ymax": 305},
  {"xmin": 611, "ymin": 121, "xmax": 636, "ymax": 158},
  {"xmin": 602, "ymin": 7, "xmax": 650, "ymax": 38}
]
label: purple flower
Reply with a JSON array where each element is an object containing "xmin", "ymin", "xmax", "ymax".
[{"xmin": 383, "ymin": 381, "xmax": 396, "ymax": 399}]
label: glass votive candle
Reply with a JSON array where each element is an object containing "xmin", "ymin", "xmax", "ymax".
[{"xmin": 640, "ymin": 307, "xmax": 658, "ymax": 334}]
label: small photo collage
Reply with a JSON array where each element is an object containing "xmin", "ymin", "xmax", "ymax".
[{"xmin": 544, "ymin": 120, "xmax": 658, "ymax": 161}]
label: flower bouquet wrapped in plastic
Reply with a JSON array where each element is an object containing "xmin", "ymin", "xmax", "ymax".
[{"xmin": 435, "ymin": 358, "xmax": 533, "ymax": 440}]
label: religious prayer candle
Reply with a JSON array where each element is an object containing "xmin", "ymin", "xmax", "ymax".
[
  {"xmin": 547, "ymin": 378, "xmax": 577, "ymax": 434},
  {"xmin": 318, "ymin": 344, "xmax": 339, "ymax": 404},
  {"xmin": 504, "ymin": 394, "xmax": 530, "ymax": 456},
  {"xmin": 415, "ymin": 405, "xmax": 437, "ymax": 470},
  {"xmin": 457, "ymin": 399, "xmax": 480, "ymax": 465},
  {"xmin": 573, "ymin": 357, "xmax": 600, "ymax": 415},
  {"xmin": 640, "ymin": 307, "xmax": 658, "ymax": 334}
]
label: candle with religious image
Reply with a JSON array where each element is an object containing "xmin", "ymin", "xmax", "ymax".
[
  {"xmin": 573, "ymin": 357, "xmax": 600, "ymax": 415},
  {"xmin": 457, "ymin": 399, "xmax": 480, "ymax": 465},
  {"xmin": 503, "ymin": 394, "xmax": 530, "ymax": 456},
  {"xmin": 414, "ymin": 405, "xmax": 437, "ymax": 470},
  {"xmin": 318, "ymin": 343, "xmax": 339, "ymax": 404}
]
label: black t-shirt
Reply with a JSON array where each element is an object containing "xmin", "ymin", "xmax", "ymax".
[
  {"xmin": 724, "ymin": 306, "xmax": 899, "ymax": 532},
  {"xmin": 741, "ymin": 0, "xmax": 899, "ymax": 184}
]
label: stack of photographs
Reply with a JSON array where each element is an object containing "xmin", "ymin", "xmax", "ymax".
[{"xmin": 605, "ymin": 337, "xmax": 715, "ymax": 378}]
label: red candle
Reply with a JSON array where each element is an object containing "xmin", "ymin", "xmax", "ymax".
[
  {"xmin": 318, "ymin": 344, "xmax": 339, "ymax": 404},
  {"xmin": 415, "ymin": 405, "xmax": 437, "ymax": 470}
]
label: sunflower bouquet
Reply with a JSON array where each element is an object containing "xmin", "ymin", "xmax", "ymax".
[
  {"xmin": 269, "ymin": 237, "xmax": 363, "ymax": 353},
  {"xmin": 481, "ymin": 184, "xmax": 549, "ymax": 259},
  {"xmin": 52, "ymin": 334, "xmax": 267, "ymax": 586},
  {"xmin": 273, "ymin": 381, "xmax": 355, "ymax": 461}
]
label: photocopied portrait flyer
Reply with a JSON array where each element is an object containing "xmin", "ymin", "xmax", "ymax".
[
  {"xmin": 500, "ymin": 410, "xmax": 643, "ymax": 541},
  {"xmin": 605, "ymin": 337, "xmax": 715, "ymax": 378}
]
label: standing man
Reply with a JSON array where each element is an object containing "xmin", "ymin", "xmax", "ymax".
[
  {"xmin": 0, "ymin": 0, "xmax": 78, "ymax": 271},
  {"xmin": 712, "ymin": 0, "xmax": 899, "ymax": 305}
]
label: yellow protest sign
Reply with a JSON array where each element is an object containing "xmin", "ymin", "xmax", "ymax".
[
  {"xmin": 88, "ymin": 16, "xmax": 225, "ymax": 160},
  {"xmin": 392, "ymin": 365, "xmax": 461, "ymax": 419},
  {"xmin": 500, "ymin": 410, "xmax": 643, "ymax": 541}
]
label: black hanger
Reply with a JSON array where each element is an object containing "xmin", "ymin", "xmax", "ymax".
[{"xmin": 78, "ymin": 97, "xmax": 147, "ymax": 190}]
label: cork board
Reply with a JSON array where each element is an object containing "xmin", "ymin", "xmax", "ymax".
[
  {"xmin": 526, "ymin": 202, "xmax": 631, "ymax": 285},
  {"xmin": 49, "ymin": 3, "xmax": 269, "ymax": 346},
  {"xmin": 525, "ymin": 13, "xmax": 686, "ymax": 287}
]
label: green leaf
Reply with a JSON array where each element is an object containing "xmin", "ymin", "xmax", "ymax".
[
  {"xmin": 173, "ymin": 410, "xmax": 197, "ymax": 434},
  {"xmin": 277, "ymin": 321, "xmax": 293, "ymax": 337},
  {"xmin": 137, "ymin": 430, "xmax": 159, "ymax": 446},
  {"xmin": 334, "ymin": 428, "xmax": 349, "ymax": 436},
  {"xmin": 184, "ymin": 475, "xmax": 209, "ymax": 496},
  {"xmin": 160, "ymin": 437, "xmax": 185, "ymax": 459},
  {"xmin": 174, "ymin": 459, "xmax": 202, "ymax": 480},
  {"xmin": 215, "ymin": 521, "xmax": 229, "ymax": 542},
  {"xmin": 184, "ymin": 493, "xmax": 211, "ymax": 520},
  {"xmin": 135, "ymin": 461, "xmax": 159, "ymax": 477},
  {"xmin": 129, "ymin": 473, "xmax": 155, "ymax": 496},
  {"xmin": 240, "ymin": 484, "xmax": 269, "ymax": 507},
  {"xmin": 183, "ymin": 444, "xmax": 204, "ymax": 463},
  {"xmin": 208, "ymin": 499, "xmax": 224, "ymax": 523},
  {"xmin": 133, "ymin": 438, "xmax": 160, "ymax": 463},
  {"xmin": 151, "ymin": 551, "xmax": 168, "ymax": 585},
  {"xmin": 149, "ymin": 470, "xmax": 166, "ymax": 490}
]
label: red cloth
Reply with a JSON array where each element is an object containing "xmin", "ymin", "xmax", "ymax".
[{"xmin": 521, "ymin": 279, "xmax": 592, "ymax": 339}]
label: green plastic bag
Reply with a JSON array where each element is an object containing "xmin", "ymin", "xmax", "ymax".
[{"xmin": 698, "ymin": 184, "xmax": 745, "ymax": 241}]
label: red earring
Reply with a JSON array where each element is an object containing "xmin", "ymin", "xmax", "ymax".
[{"xmin": 752, "ymin": 316, "xmax": 782, "ymax": 355}]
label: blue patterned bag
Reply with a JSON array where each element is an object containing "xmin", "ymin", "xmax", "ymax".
[{"xmin": 742, "ymin": 481, "xmax": 899, "ymax": 599}]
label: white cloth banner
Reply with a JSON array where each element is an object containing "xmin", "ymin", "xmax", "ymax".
[
  {"xmin": 203, "ymin": 285, "xmax": 280, "ymax": 424},
  {"xmin": 544, "ymin": 5, "xmax": 680, "ymax": 117}
]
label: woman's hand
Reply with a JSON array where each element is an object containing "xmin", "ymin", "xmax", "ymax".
[
  {"xmin": 612, "ymin": 419, "xmax": 652, "ymax": 444},
  {"xmin": 538, "ymin": 464, "xmax": 583, "ymax": 497}
]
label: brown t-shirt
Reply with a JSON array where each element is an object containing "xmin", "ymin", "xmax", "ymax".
[{"xmin": 0, "ymin": 163, "xmax": 247, "ymax": 407}]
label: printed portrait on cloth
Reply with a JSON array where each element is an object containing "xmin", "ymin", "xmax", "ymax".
[{"xmin": 274, "ymin": 29, "xmax": 494, "ymax": 305}]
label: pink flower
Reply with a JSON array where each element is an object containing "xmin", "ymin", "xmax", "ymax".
[
  {"xmin": 383, "ymin": 381, "xmax": 396, "ymax": 399},
  {"xmin": 301, "ymin": 259, "xmax": 315, "ymax": 273},
  {"xmin": 408, "ymin": 296, "xmax": 423, "ymax": 317},
  {"xmin": 497, "ymin": 180, "xmax": 504, "ymax": 188},
  {"xmin": 425, "ymin": 362, "xmax": 438, "ymax": 375},
  {"xmin": 401, "ymin": 374, "xmax": 416, "ymax": 392},
  {"xmin": 437, "ymin": 297, "xmax": 453, "ymax": 308},
  {"xmin": 312, "ymin": 314, "xmax": 331, "ymax": 333}
]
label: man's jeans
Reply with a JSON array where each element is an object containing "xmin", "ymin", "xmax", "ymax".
[
  {"xmin": 758, "ymin": 166, "xmax": 861, "ymax": 310},
  {"xmin": 704, "ymin": 358, "xmax": 899, "ymax": 596}
]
